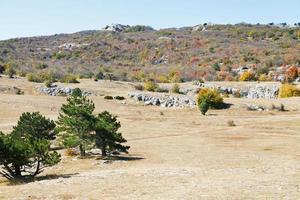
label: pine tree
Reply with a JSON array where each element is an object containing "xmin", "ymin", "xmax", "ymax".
[
  {"xmin": 57, "ymin": 88, "xmax": 95, "ymax": 156},
  {"xmin": 94, "ymin": 111, "xmax": 130, "ymax": 156},
  {"xmin": 0, "ymin": 112, "xmax": 60, "ymax": 180}
]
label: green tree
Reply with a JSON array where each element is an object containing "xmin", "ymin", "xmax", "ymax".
[
  {"xmin": 0, "ymin": 112, "xmax": 60, "ymax": 180},
  {"xmin": 94, "ymin": 111, "xmax": 130, "ymax": 157},
  {"xmin": 57, "ymin": 88, "xmax": 95, "ymax": 156}
]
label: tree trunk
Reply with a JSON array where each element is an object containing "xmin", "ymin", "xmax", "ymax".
[
  {"xmin": 33, "ymin": 159, "xmax": 41, "ymax": 176},
  {"xmin": 101, "ymin": 143, "xmax": 107, "ymax": 157},
  {"xmin": 14, "ymin": 164, "xmax": 22, "ymax": 178},
  {"xmin": 79, "ymin": 143, "xmax": 86, "ymax": 157}
]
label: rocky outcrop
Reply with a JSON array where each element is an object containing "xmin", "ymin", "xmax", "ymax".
[
  {"xmin": 103, "ymin": 24, "xmax": 130, "ymax": 32},
  {"xmin": 128, "ymin": 92, "xmax": 196, "ymax": 108},
  {"xmin": 37, "ymin": 86, "xmax": 92, "ymax": 96}
]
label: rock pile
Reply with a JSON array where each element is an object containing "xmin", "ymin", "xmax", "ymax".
[
  {"xmin": 247, "ymin": 85, "xmax": 279, "ymax": 99},
  {"xmin": 245, "ymin": 104, "xmax": 266, "ymax": 111},
  {"xmin": 37, "ymin": 86, "xmax": 92, "ymax": 96},
  {"xmin": 192, "ymin": 81, "xmax": 279, "ymax": 99},
  {"xmin": 128, "ymin": 92, "xmax": 196, "ymax": 108}
]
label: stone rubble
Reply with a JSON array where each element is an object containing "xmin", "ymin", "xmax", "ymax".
[
  {"xmin": 193, "ymin": 81, "xmax": 279, "ymax": 99},
  {"xmin": 128, "ymin": 92, "xmax": 196, "ymax": 108},
  {"xmin": 37, "ymin": 86, "xmax": 92, "ymax": 96}
]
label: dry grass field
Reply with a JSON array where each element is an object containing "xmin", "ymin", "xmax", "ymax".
[{"xmin": 0, "ymin": 77, "xmax": 300, "ymax": 199}]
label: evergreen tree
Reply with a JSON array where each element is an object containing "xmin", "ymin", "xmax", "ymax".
[
  {"xmin": 57, "ymin": 88, "xmax": 95, "ymax": 156},
  {"xmin": 94, "ymin": 111, "xmax": 130, "ymax": 156},
  {"xmin": 0, "ymin": 112, "xmax": 60, "ymax": 180}
]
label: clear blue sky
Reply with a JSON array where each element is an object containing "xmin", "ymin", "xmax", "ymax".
[{"xmin": 0, "ymin": 0, "xmax": 299, "ymax": 40}]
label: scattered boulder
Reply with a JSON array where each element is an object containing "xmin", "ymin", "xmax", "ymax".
[{"xmin": 245, "ymin": 104, "xmax": 266, "ymax": 111}]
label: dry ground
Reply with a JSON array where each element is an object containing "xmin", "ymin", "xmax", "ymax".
[{"xmin": 0, "ymin": 77, "xmax": 300, "ymax": 200}]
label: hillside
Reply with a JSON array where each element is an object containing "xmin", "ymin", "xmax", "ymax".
[{"xmin": 0, "ymin": 24, "xmax": 299, "ymax": 82}]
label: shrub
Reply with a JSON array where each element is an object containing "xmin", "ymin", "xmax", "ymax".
[
  {"xmin": 64, "ymin": 148, "xmax": 78, "ymax": 157},
  {"xmin": 26, "ymin": 73, "xmax": 44, "ymax": 83},
  {"xmin": 239, "ymin": 71, "xmax": 255, "ymax": 81},
  {"xmin": 258, "ymin": 74, "xmax": 268, "ymax": 81},
  {"xmin": 279, "ymin": 84, "xmax": 300, "ymax": 98},
  {"xmin": 171, "ymin": 83, "xmax": 180, "ymax": 93},
  {"xmin": 3, "ymin": 62, "xmax": 18, "ymax": 78},
  {"xmin": 36, "ymin": 63, "xmax": 48, "ymax": 69},
  {"xmin": 285, "ymin": 66, "xmax": 299, "ymax": 82},
  {"xmin": 134, "ymin": 84, "xmax": 144, "ymax": 91},
  {"xmin": 60, "ymin": 74, "xmax": 79, "ymax": 83},
  {"xmin": 104, "ymin": 95, "xmax": 113, "ymax": 100},
  {"xmin": 45, "ymin": 80, "xmax": 53, "ymax": 88},
  {"xmin": 227, "ymin": 120, "xmax": 236, "ymax": 127},
  {"xmin": 197, "ymin": 88, "xmax": 224, "ymax": 115},
  {"xmin": 114, "ymin": 96, "xmax": 125, "ymax": 100},
  {"xmin": 144, "ymin": 81, "xmax": 158, "ymax": 92},
  {"xmin": 156, "ymin": 87, "xmax": 169, "ymax": 93}
]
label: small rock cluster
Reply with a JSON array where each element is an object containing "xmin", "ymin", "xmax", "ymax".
[
  {"xmin": 128, "ymin": 92, "xmax": 196, "ymax": 108},
  {"xmin": 245, "ymin": 104, "xmax": 266, "ymax": 111},
  {"xmin": 37, "ymin": 86, "xmax": 92, "ymax": 96}
]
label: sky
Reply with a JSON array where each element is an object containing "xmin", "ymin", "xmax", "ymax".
[{"xmin": 0, "ymin": 0, "xmax": 299, "ymax": 40}]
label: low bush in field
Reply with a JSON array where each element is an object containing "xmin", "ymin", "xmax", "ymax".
[
  {"xmin": 171, "ymin": 83, "xmax": 180, "ymax": 93},
  {"xmin": 134, "ymin": 84, "xmax": 144, "ymax": 91},
  {"xmin": 27, "ymin": 73, "xmax": 43, "ymax": 82},
  {"xmin": 279, "ymin": 84, "xmax": 300, "ymax": 98},
  {"xmin": 156, "ymin": 87, "xmax": 169, "ymax": 93},
  {"xmin": 104, "ymin": 95, "xmax": 113, "ymax": 100},
  {"xmin": 227, "ymin": 120, "xmax": 236, "ymax": 127},
  {"xmin": 60, "ymin": 74, "xmax": 79, "ymax": 83},
  {"xmin": 197, "ymin": 88, "xmax": 224, "ymax": 115},
  {"xmin": 239, "ymin": 71, "xmax": 256, "ymax": 81},
  {"xmin": 114, "ymin": 96, "xmax": 125, "ymax": 100},
  {"xmin": 144, "ymin": 81, "xmax": 158, "ymax": 92}
]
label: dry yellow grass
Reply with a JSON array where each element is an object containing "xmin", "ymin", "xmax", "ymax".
[{"xmin": 0, "ymin": 77, "xmax": 300, "ymax": 199}]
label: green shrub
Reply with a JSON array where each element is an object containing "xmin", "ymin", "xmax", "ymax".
[
  {"xmin": 60, "ymin": 74, "xmax": 79, "ymax": 83},
  {"xmin": 26, "ymin": 73, "xmax": 44, "ymax": 83},
  {"xmin": 279, "ymin": 84, "xmax": 300, "ymax": 98},
  {"xmin": 36, "ymin": 63, "xmax": 48, "ymax": 69},
  {"xmin": 45, "ymin": 80, "xmax": 53, "ymax": 88},
  {"xmin": 144, "ymin": 81, "xmax": 158, "ymax": 92},
  {"xmin": 4, "ymin": 65, "xmax": 16, "ymax": 78},
  {"xmin": 171, "ymin": 83, "xmax": 180, "ymax": 93},
  {"xmin": 197, "ymin": 88, "xmax": 224, "ymax": 115}
]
